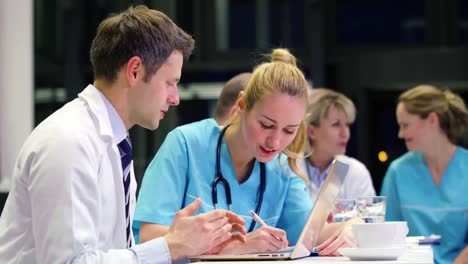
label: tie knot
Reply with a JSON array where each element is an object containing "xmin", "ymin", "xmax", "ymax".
[{"xmin": 118, "ymin": 137, "xmax": 132, "ymax": 157}]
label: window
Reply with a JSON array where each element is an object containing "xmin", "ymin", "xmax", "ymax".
[{"xmin": 336, "ymin": 0, "xmax": 425, "ymax": 46}]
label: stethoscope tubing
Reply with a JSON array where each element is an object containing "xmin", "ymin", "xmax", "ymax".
[{"xmin": 212, "ymin": 124, "xmax": 266, "ymax": 232}]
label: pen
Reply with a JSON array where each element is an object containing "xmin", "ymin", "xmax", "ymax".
[
  {"xmin": 406, "ymin": 235, "xmax": 441, "ymax": 245},
  {"xmin": 249, "ymin": 210, "xmax": 281, "ymax": 241},
  {"xmin": 419, "ymin": 235, "xmax": 441, "ymax": 245},
  {"xmin": 249, "ymin": 210, "xmax": 267, "ymax": 226},
  {"xmin": 310, "ymin": 248, "xmax": 319, "ymax": 256}
]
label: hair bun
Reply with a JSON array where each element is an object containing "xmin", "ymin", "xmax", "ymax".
[
  {"xmin": 443, "ymin": 89, "xmax": 457, "ymax": 102},
  {"xmin": 271, "ymin": 48, "xmax": 297, "ymax": 66}
]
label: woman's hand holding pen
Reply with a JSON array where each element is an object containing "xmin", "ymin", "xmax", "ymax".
[
  {"xmin": 248, "ymin": 225, "xmax": 289, "ymax": 251},
  {"xmin": 213, "ymin": 225, "xmax": 289, "ymax": 254}
]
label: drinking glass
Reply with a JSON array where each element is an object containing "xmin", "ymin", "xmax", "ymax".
[
  {"xmin": 357, "ymin": 196, "xmax": 386, "ymax": 223},
  {"xmin": 332, "ymin": 198, "xmax": 357, "ymax": 222}
]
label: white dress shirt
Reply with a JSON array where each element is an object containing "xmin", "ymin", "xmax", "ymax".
[
  {"xmin": 298, "ymin": 154, "xmax": 376, "ymax": 203},
  {"xmin": 0, "ymin": 85, "xmax": 170, "ymax": 264}
]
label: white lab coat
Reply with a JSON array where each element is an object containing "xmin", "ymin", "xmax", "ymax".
[
  {"xmin": 297, "ymin": 154, "xmax": 376, "ymax": 203},
  {"xmin": 0, "ymin": 85, "xmax": 148, "ymax": 263}
]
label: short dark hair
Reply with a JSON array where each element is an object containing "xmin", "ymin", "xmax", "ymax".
[
  {"xmin": 214, "ymin": 72, "xmax": 252, "ymax": 120},
  {"xmin": 90, "ymin": 5, "xmax": 195, "ymax": 83}
]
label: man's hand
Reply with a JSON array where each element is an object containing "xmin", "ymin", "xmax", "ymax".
[{"xmin": 164, "ymin": 199, "xmax": 246, "ymax": 260}]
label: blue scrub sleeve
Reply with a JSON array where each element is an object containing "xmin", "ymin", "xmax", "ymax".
[
  {"xmin": 134, "ymin": 129, "xmax": 189, "ymax": 226},
  {"xmin": 380, "ymin": 164, "xmax": 403, "ymax": 221},
  {"xmin": 276, "ymin": 176, "xmax": 312, "ymax": 245}
]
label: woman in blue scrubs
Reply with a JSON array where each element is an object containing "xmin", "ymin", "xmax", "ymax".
[
  {"xmin": 381, "ymin": 85, "xmax": 468, "ymax": 264},
  {"xmin": 134, "ymin": 48, "xmax": 357, "ymax": 255}
]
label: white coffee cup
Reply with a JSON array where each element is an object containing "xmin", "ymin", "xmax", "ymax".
[{"xmin": 352, "ymin": 221, "xmax": 409, "ymax": 248}]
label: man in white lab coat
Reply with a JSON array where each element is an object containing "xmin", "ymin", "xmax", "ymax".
[{"xmin": 0, "ymin": 5, "xmax": 246, "ymax": 264}]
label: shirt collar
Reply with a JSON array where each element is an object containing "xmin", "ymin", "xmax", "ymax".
[
  {"xmin": 97, "ymin": 89, "xmax": 128, "ymax": 144},
  {"xmin": 305, "ymin": 159, "xmax": 334, "ymax": 187}
]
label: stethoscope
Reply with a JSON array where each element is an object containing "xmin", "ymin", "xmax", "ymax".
[{"xmin": 212, "ymin": 124, "xmax": 266, "ymax": 232}]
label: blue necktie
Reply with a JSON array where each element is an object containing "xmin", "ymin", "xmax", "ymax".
[{"xmin": 118, "ymin": 137, "xmax": 132, "ymax": 248}]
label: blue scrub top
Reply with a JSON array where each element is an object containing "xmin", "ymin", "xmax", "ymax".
[
  {"xmin": 133, "ymin": 119, "xmax": 312, "ymax": 245},
  {"xmin": 381, "ymin": 147, "xmax": 468, "ymax": 264}
]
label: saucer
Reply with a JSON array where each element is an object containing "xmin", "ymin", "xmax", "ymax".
[{"xmin": 339, "ymin": 246, "xmax": 406, "ymax": 261}]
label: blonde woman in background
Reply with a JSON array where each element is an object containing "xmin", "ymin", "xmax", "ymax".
[
  {"xmin": 381, "ymin": 85, "xmax": 468, "ymax": 264},
  {"xmin": 134, "ymin": 49, "xmax": 358, "ymax": 255},
  {"xmin": 299, "ymin": 88, "xmax": 375, "ymax": 203}
]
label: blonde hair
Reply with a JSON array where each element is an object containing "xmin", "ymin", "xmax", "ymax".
[
  {"xmin": 307, "ymin": 88, "xmax": 356, "ymax": 126},
  {"xmin": 229, "ymin": 48, "xmax": 310, "ymax": 181},
  {"xmin": 399, "ymin": 85, "xmax": 468, "ymax": 143}
]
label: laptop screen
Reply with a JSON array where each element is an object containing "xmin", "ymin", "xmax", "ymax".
[{"xmin": 291, "ymin": 158, "xmax": 349, "ymax": 258}]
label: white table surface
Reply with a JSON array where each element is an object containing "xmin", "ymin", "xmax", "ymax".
[{"xmin": 191, "ymin": 245, "xmax": 433, "ymax": 264}]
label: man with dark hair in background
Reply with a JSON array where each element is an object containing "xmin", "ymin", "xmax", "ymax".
[{"xmin": 214, "ymin": 72, "xmax": 252, "ymax": 125}]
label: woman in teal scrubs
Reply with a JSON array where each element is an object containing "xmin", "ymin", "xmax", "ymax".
[
  {"xmin": 134, "ymin": 48, "xmax": 357, "ymax": 256},
  {"xmin": 381, "ymin": 85, "xmax": 468, "ymax": 264}
]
